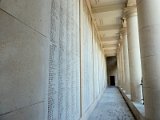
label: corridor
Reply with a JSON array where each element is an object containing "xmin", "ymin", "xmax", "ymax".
[
  {"xmin": 88, "ymin": 87, "xmax": 135, "ymax": 120},
  {"xmin": 1, "ymin": 0, "xmax": 160, "ymax": 119}
]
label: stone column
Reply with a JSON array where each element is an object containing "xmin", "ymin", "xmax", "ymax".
[
  {"xmin": 117, "ymin": 52, "xmax": 120, "ymax": 87},
  {"xmin": 120, "ymin": 43, "xmax": 125, "ymax": 90},
  {"xmin": 137, "ymin": 0, "xmax": 160, "ymax": 119},
  {"xmin": 125, "ymin": 6, "xmax": 142, "ymax": 102},
  {"xmin": 117, "ymin": 50, "xmax": 122, "ymax": 88},
  {"xmin": 121, "ymin": 28, "xmax": 131, "ymax": 94},
  {"xmin": 119, "ymin": 50, "xmax": 123, "ymax": 88}
]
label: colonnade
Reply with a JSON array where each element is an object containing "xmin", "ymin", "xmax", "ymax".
[{"xmin": 117, "ymin": 0, "xmax": 160, "ymax": 120}]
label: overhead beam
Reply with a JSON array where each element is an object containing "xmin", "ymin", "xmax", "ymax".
[
  {"xmin": 102, "ymin": 41, "xmax": 118, "ymax": 45},
  {"xmin": 104, "ymin": 51, "xmax": 117, "ymax": 56},
  {"xmin": 92, "ymin": 3, "xmax": 124, "ymax": 14},
  {"xmin": 102, "ymin": 44, "xmax": 117, "ymax": 48},
  {"xmin": 103, "ymin": 50, "xmax": 117, "ymax": 55},
  {"xmin": 104, "ymin": 51, "xmax": 117, "ymax": 54},
  {"xmin": 103, "ymin": 47, "xmax": 117, "ymax": 50},
  {"xmin": 98, "ymin": 24, "xmax": 121, "ymax": 31},
  {"xmin": 103, "ymin": 49, "xmax": 117, "ymax": 52},
  {"xmin": 104, "ymin": 51, "xmax": 117, "ymax": 53},
  {"xmin": 102, "ymin": 36, "xmax": 119, "ymax": 41},
  {"xmin": 102, "ymin": 43, "xmax": 117, "ymax": 47},
  {"xmin": 104, "ymin": 53, "xmax": 117, "ymax": 57},
  {"xmin": 106, "ymin": 54, "xmax": 116, "ymax": 57}
]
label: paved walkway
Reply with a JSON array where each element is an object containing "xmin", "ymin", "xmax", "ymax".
[{"xmin": 88, "ymin": 87, "xmax": 135, "ymax": 120}]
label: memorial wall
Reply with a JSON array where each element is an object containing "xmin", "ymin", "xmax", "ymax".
[
  {"xmin": 0, "ymin": 0, "xmax": 107, "ymax": 120},
  {"xmin": 49, "ymin": 0, "xmax": 80, "ymax": 120},
  {"xmin": 48, "ymin": 0, "xmax": 107, "ymax": 119},
  {"xmin": 81, "ymin": 0, "xmax": 107, "ymax": 116}
]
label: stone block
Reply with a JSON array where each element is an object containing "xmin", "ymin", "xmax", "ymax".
[
  {"xmin": 0, "ymin": 0, "xmax": 52, "ymax": 37},
  {"xmin": 0, "ymin": 9, "xmax": 49, "ymax": 118}
]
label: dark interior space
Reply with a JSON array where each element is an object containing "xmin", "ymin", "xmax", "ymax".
[
  {"xmin": 106, "ymin": 57, "xmax": 117, "ymax": 86},
  {"xmin": 110, "ymin": 76, "xmax": 115, "ymax": 86}
]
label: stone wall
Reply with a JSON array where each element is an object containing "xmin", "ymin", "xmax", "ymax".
[
  {"xmin": 81, "ymin": 0, "xmax": 107, "ymax": 117},
  {"xmin": 48, "ymin": 0, "xmax": 80, "ymax": 120},
  {"xmin": 0, "ymin": 0, "xmax": 51, "ymax": 119},
  {"xmin": 0, "ymin": 0, "xmax": 107, "ymax": 120}
]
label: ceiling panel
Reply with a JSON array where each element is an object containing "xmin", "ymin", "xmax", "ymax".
[
  {"xmin": 89, "ymin": 0, "xmax": 126, "ymax": 56},
  {"xmin": 100, "ymin": 29, "xmax": 120, "ymax": 38}
]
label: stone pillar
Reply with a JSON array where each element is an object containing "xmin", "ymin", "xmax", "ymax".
[
  {"xmin": 117, "ymin": 50, "xmax": 122, "ymax": 88},
  {"xmin": 125, "ymin": 6, "xmax": 142, "ymax": 102},
  {"xmin": 120, "ymin": 44, "xmax": 125, "ymax": 90},
  {"xmin": 137, "ymin": 0, "xmax": 160, "ymax": 119},
  {"xmin": 117, "ymin": 52, "xmax": 120, "ymax": 87},
  {"xmin": 119, "ymin": 50, "xmax": 123, "ymax": 88},
  {"xmin": 121, "ymin": 28, "xmax": 131, "ymax": 94}
]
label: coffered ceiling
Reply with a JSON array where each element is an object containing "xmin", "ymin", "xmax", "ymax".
[{"xmin": 89, "ymin": 0, "xmax": 127, "ymax": 57}]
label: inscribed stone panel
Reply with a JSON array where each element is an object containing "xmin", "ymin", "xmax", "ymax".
[{"xmin": 48, "ymin": 0, "xmax": 60, "ymax": 120}]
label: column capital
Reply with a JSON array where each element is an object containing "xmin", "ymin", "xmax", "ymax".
[
  {"xmin": 120, "ymin": 27, "xmax": 127, "ymax": 35},
  {"xmin": 117, "ymin": 42, "xmax": 121, "ymax": 53},
  {"xmin": 121, "ymin": 17, "xmax": 127, "ymax": 28},
  {"xmin": 124, "ymin": 5, "xmax": 137, "ymax": 19}
]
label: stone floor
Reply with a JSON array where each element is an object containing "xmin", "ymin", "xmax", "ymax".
[{"xmin": 88, "ymin": 87, "xmax": 135, "ymax": 120}]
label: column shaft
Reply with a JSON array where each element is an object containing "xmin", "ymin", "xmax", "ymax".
[
  {"xmin": 117, "ymin": 51, "xmax": 122, "ymax": 88},
  {"xmin": 120, "ymin": 51, "xmax": 123, "ymax": 88},
  {"xmin": 126, "ymin": 7, "xmax": 142, "ymax": 102},
  {"xmin": 137, "ymin": 0, "xmax": 160, "ymax": 119},
  {"xmin": 120, "ymin": 45, "xmax": 125, "ymax": 90},
  {"xmin": 122, "ymin": 31, "xmax": 131, "ymax": 94}
]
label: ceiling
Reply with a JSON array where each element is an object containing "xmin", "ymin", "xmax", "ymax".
[{"xmin": 89, "ymin": 0, "xmax": 127, "ymax": 57}]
